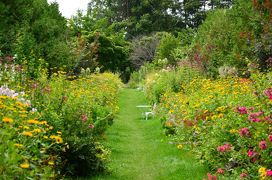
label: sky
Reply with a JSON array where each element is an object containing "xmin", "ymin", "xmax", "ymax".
[{"xmin": 47, "ymin": 0, "xmax": 89, "ymax": 18}]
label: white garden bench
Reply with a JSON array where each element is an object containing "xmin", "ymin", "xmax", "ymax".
[{"xmin": 136, "ymin": 103, "xmax": 156, "ymax": 120}]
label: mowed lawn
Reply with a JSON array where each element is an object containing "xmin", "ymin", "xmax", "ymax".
[{"xmin": 92, "ymin": 88, "xmax": 207, "ymax": 180}]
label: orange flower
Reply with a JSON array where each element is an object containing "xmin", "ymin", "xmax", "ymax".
[
  {"xmin": 22, "ymin": 131, "xmax": 33, "ymax": 137},
  {"xmin": 3, "ymin": 117, "xmax": 13, "ymax": 123}
]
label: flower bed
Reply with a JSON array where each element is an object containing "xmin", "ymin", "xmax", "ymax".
[
  {"xmin": 0, "ymin": 71, "xmax": 122, "ymax": 178},
  {"xmin": 0, "ymin": 86, "xmax": 64, "ymax": 179},
  {"xmin": 146, "ymin": 71, "xmax": 272, "ymax": 179}
]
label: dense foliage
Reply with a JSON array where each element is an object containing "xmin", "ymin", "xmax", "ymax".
[
  {"xmin": 0, "ymin": 56, "xmax": 122, "ymax": 178},
  {"xmin": 0, "ymin": 0, "xmax": 74, "ymax": 74}
]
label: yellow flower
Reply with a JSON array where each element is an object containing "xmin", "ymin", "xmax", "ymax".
[
  {"xmin": 203, "ymin": 110, "xmax": 209, "ymax": 114},
  {"xmin": 22, "ymin": 131, "xmax": 33, "ymax": 137},
  {"xmin": 48, "ymin": 161, "xmax": 54, "ymax": 166},
  {"xmin": 259, "ymin": 167, "xmax": 266, "ymax": 174},
  {"xmin": 14, "ymin": 143, "xmax": 24, "ymax": 148},
  {"xmin": 177, "ymin": 144, "xmax": 183, "ymax": 149},
  {"xmin": 260, "ymin": 171, "xmax": 267, "ymax": 180},
  {"xmin": 27, "ymin": 119, "xmax": 39, "ymax": 124},
  {"xmin": 57, "ymin": 131, "xmax": 62, "ymax": 134},
  {"xmin": 50, "ymin": 135, "xmax": 63, "ymax": 143},
  {"xmin": 229, "ymin": 129, "xmax": 237, "ymax": 133},
  {"xmin": 33, "ymin": 128, "xmax": 42, "ymax": 133},
  {"xmin": 3, "ymin": 117, "xmax": 13, "ymax": 123},
  {"xmin": 211, "ymin": 115, "xmax": 217, "ymax": 120},
  {"xmin": 39, "ymin": 121, "xmax": 48, "ymax": 125},
  {"xmin": 20, "ymin": 163, "xmax": 30, "ymax": 169},
  {"xmin": 23, "ymin": 126, "xmax": 30, "ymax": 130}
]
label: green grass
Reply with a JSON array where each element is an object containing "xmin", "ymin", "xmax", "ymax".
[{"xmin": 92, "ymin": 88, "xmax": 207, "ymax": 180}]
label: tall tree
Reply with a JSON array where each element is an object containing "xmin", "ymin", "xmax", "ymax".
[
  {"xmin": 0, "ymin": 0, "xmax": 74, "ymax": 75},
  {"xmin": 87, "ymin": 0, "xmax": 233, "ymax": 38}
]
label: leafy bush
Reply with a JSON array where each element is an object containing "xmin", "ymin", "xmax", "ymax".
[
  {"xmin": 144, "ymin": 67, "xmax": 200, "ymax": 103},
  {"xmin": 155, "ymin": 32, "xmax": 180, "ymax": 65},
  {"xmin": 187, "ymin": 0, "xmax": 271, "ymax": 78}
]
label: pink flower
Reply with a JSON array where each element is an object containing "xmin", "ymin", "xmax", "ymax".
[
  {"xmin": 239, "ymin": 127, "xmax": 250, "ymax": 137},
  {"xmin": 248, "ymin": 112, "xmax": 262, "ymax": 122},
  {"xmin": 88, "ymin": 124, "xmax": 94, "ymax": 129},
  {"xmin": 269, "ymin": 135, "xmax": 272, "ymax": 142},
  {"xmin": 237, "ymin": 107, "xmax": 247, "ymax": 115},
  {"xmin": 217, "ymin": 146, "xmax": 225, "ymax": 152},
  {"xmin": 223, "ymin": 143, "xmax": 232, "ymax": 150},
  {"xmin": 264, "ymin": 116, "xmax": 271, "ymax": 122},
  {"xmin": 247, "ymin": 149, "xmax": 256, "ymax": 157},
  {"xmin": 217, "ymin": 168, "xmax": 224, "ymax": 174},
  {"xmin": 259, "ymin": 141, "xmax": 267, "ymax": 150},
  {"xmin": 217, "ymin": 143, "xmax": 232, "ymax": 153},
  {"xmin": 240, "ymin": 173, "xmax": 247, "ymax": 178},
  {"xmin": 80, "ymin": 114, "xmax": 88, "ymax": 122},
  {"xmin": 267, "ymin": 169, "xmax": 272, "ymax": 176},
  {"xmin": 264, "ymin": 88, "xmax": 272, "ymax": 100},
  {"xmin": 207, "ymin": 173, "xmax": 217, "ymax": 180}
]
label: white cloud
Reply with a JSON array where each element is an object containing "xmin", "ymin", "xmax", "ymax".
[{"xmin": 47, "ymin": 0, "xmax": 89, "ymax": 18}]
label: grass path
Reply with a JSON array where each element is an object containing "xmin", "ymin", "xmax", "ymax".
[{"xmin": 93, "ymin": 88, "xmax": 207, "ymax": 180}]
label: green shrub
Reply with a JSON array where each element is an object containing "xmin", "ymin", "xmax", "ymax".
[
  {"xmin": 144, "ymin": 67, "xmax": 200, "ymax": 103},
  {"xmin": 155, "ymin": 32, "xmax": 180, "ymax": 65}
]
